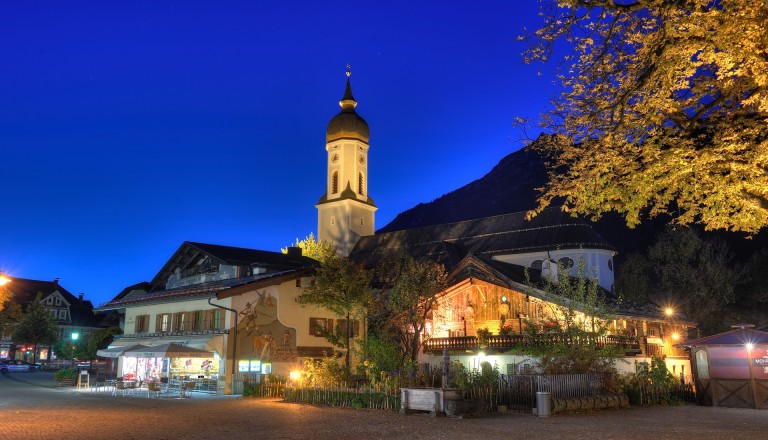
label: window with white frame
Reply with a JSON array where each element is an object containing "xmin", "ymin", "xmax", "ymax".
[{"xmin": 59, "ymin": 310, "xmax": 67, "ymax": 320}]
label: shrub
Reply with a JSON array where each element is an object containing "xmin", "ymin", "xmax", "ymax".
[{"xmin": 54, "ymin": 369, "xmax": 77, "ymax": 384}]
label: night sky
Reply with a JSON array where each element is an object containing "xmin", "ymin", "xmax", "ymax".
[{"xmin": 1, "ymin": 1, "xmax": 558, "ymax": 306}]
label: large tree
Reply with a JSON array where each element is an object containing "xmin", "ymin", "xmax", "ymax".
[
  {"xmin": 374, "ymin": 251, "xmax": 448, "ymax": 364},
  {"xmin": 524, "ymin": 0, "xmax": 768, "ymax": 234},
  {"xmin": 297, "ymin": 254, "xmax": 371, "ymax": 376},
  {"xmin": 524, "ymin": 259, "xmax": 620, "ymax": 374},
  {"xmin": 615, "ymin": 226, "xmax": 744, "ymax": 334},
  {"xmin": 0, "ymin": 276, "xmax": 12, "ymax": 313},
  {"xmin": 13, "ymin": 293, "xmax": 59, "ymax": 363}
]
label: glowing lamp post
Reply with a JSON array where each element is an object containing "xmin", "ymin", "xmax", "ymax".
[{"xmin": 71, "ymin": 332, "xmax": 79, "ymax": 370}]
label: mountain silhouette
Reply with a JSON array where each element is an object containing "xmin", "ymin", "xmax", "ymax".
[{"xmin": 379, "ymin": 137, "xmax": 767, "ymax": 262}]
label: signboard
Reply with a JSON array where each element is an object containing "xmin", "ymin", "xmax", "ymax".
[
  {"xmin": 708, "ymin": 347, "xmax": 750, "ymax": 379},
  {"xmin": 750, "ymin": 348, "xmax": 768, "ymax": 379},
  {"xmin": 238, "ymin": 360, "xmax": 250, "ymax": 372}
]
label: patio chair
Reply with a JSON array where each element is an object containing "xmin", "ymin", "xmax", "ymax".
[
  {"xmin": 182, "ymin": 381, "xmax": 197, "ymax": 398},
  {"xmin": 92, "ymin": 372, "xmax": 107, "ymax": 393},
  {"xmin": 147, "ymin": 382, "xmax": 162, "ymax": 398},
  {"xmin": 113, "ymin": 381, "xmax": 128, "ymax": 397}
]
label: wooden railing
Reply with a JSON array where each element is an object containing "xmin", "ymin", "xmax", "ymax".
[{"xmin": 422, "ymin": 334, "xmax": 641, "ymax": 354}]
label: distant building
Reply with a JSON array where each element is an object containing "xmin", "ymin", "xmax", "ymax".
[
  {"xmin": 1, "ymin": 277, "xmax": 104, "ymax": 363},
  {"xmin": 95, "ymin": 241, "xmax": 345, "ymax": 394}
]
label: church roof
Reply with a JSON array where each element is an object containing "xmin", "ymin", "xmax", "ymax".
[
  {"xmin": 350, "ymin": 207, "xmax": 615, "ymax": 270},
  {"xmin": 326, "ymin": 77, "xmax": 370, "ymax": 143}
]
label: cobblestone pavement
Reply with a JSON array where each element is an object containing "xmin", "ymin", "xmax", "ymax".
[{"xmin": 2, "ymin": 371, "xmax": 767, "ymax": 440}]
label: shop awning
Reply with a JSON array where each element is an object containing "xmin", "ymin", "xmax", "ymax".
[
  {"xmin": 108, "ymin": 334, "xmax": 225, "ymax": 357},
  {"xmin": 96, "ymin": 344, "xmax": 148, "ymax": 358},
  {"xmin": 124, "ymin": 343, "xmax": 213, "ymax": 359}
]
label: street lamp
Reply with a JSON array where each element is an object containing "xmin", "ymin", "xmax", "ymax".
[{"xmin": 71, "ymin": 332, "xmax": 79, "ymax": 370}]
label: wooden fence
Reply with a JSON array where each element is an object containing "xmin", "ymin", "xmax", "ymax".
[
  {"xmin": 472, "ymin": 373, "xmax": 609, "ymax": 413},
  {"xmin": 241, "ymin": 373, "xmax": 609, "ymax": 415},
  {"xmin": 283, "ymin": 385, "xmax": 401, "ymax": 411}
]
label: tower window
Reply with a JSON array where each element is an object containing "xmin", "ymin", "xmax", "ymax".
[
  {"xmin": 332, "ymin": 171, "xmax": 338, "ymax": 194},
  {"xmin": 358, "ymin": 172, "xmax": 364, "ymax": 195},
  {"xmin": 331, "ymin": 217, "xmax": 335, "ymax": 225},
  {"xmin": 360, "ymin": 218, "xmax": 364, "ymax": 226}
]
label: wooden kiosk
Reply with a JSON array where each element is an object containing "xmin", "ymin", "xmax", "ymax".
[{"xmin": 678, "ymin": 324, "xmax": 768, "ymax": 409}]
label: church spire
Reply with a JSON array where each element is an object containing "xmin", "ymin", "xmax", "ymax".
[{"xmin": 340, "ymin": 64, "xmax": 357, "ymax": 110}]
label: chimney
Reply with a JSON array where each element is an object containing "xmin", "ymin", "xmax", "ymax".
[
  {"xmin": 53, "ymin": 277, "xmax": 60, "ymax": 287},
  {"xmin": 286, "ymin": 247, "xmax": 303, "ymax": 258},
  {"xmin": 78, "ymin": 293, "xmax": 84, "ymax": 304}
]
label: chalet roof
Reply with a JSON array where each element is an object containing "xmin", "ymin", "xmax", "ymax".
[
  {"xmin": 350, "ymin": 207, "xmax": 614, "ymax": 270},
  {"xmin": 444, "ymin": 256, "xmax": 693, "ymax": 325},
  {"xmin": 149, "ymin": 241, "xmax": 319, "ymax": 291},
  {"xmin": 676, "ymin": 326, "xmax": 768, "ymax": 347},
  {"xmin": 95, "ymin": 267, "xmax": 315, "ymax": 311}
]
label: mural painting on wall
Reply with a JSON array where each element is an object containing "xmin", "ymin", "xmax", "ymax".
[{"xmin": 238, "ymin": 291, "xmax": 296, "ymax": 363}]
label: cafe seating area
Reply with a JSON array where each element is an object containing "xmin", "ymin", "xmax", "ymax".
[{"xmin": 86, "ymin": 373, "xmax": 222, "ymax": 399}]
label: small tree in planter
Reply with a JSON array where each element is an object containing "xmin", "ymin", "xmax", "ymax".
[{"xmin": 54, "ymin": 369, "xmax": 77, "ymax": 386}]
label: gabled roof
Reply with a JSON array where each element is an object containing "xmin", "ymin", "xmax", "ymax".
[
  {"xmin": 350, "ymin": 207, "xmax": 614, "ymax": 271},
  {"xmin": 5, "ymin": 277, "xmax": 77, "ymax": 304},
  {"xmin": 4, "ymin": 276, "xmax": 102, "ymax": 327},
  {"xmin": 96, "ymin": 268, "xmax": 315, "ymax": 311},
  {"xmin": 441, "ymin": 256, "xmax": 693, "ymax": 325},
  {"xmin": 98, "ymin": 242, "xmax": 319, "ymax": 311},
  {"xmin": 149, "ymin": 241, "xmax": 319, "ymax": 291},
  {"xmin": 677, "ymin": 326, "xmax": 768, "ymax": 347}
]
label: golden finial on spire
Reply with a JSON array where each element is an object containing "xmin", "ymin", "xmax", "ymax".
[{"xmin": 346, "ymin": 64, "xmax": 351, "ymax": 77}]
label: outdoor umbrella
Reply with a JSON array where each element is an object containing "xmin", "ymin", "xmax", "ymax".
[
  {"xmin": 96, "ymin": 344, "xmax": 149, "ymax": 358},
  {"xmin": 123, "ymin": 343, "xmax": 214, "ymax": 359}
]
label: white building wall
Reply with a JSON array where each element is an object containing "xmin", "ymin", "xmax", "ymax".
[{"xmin": 492, "ymin": 248, "xmax": 615, "ymax": 292}]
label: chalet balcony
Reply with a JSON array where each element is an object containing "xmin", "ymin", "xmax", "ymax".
[{"xmin": 422, "ymin": 334, "xmax": 642, "ymax": 355}]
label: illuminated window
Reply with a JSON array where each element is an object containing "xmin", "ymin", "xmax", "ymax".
[
  {"xmin": 332, "ymin": 171, "xmax": 338, "ymax": 194},
  {"xmin": 358, "ymin": 172, "xmax": 364, "ymax": 195}
]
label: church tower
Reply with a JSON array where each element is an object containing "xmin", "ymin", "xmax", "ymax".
[{"xmin": 317, "ymin": 68, "xmax": 377, "ymax": 255}]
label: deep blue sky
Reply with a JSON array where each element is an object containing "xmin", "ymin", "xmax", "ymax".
[{"xmin": 1, "ymin": 1, "xmax": 557, "ymax": 306}]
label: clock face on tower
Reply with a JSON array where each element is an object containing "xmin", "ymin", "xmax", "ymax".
[{"xmin": 331, "ymin": 153, "xmax": 339, "ymax": 163}]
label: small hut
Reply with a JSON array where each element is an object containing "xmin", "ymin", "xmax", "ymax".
[{"xmin": 677, "ymin": 324, "xmax": 768, "ymax": 409}]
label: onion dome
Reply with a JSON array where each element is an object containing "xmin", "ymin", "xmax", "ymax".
[{"xmin": 326, "ymin": 76, "xmax": 370, "ymax": 143}]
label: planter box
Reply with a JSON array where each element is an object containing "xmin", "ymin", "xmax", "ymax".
[{"xmin": 400, "ymin": 388, "xmax": 463, "ymax": 416}]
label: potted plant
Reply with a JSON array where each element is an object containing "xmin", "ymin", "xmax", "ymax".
[
  {"xmin": 476, "ymin": 328, "xmax": 491, "ymax": 348},
  {"xmin": 499, "ymin": 324, "xmax": 514, "ymax": 337},
  {"xmin": 54, "ymin": 368, "xmax": 77, "ymax": 386}
]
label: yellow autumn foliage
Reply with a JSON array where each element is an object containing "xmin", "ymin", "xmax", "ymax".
[{"xmin": 524, "ymin": 0, "xmax": 768, "ymax": 234}]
